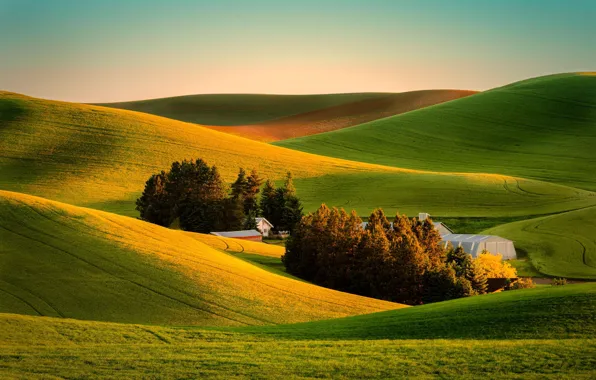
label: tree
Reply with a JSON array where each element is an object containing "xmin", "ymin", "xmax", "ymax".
[
  {"xmin": 466, "ymin": 259, "xmax": 488, "ymax": 294},
  {"xmin": 135, "ymin": 172, "xmax": 173, "ymax": 227},
  {"xmin": 243, "ymin": 169, "xmax": 263, "ymax": 229},
  {"xmin": 283, "ymin": 206, "xmax": 487, "ymax": 305},
  {"xmin": 230, "ymin": 168, "xmax": 248, "ymax": 200},
  {"xmin": 475, "ymin": 252, "xmax": 517, "ymax": 278},
  {"xmin": 137, "ymin": 159, "xmax": 228, "ymax": 233},
  {"xmin": 259, "ymin": 179, "xmax": 277, "ymax": 228}
]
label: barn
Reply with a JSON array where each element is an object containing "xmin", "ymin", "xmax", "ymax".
[
  {"xmin": 439, "ymin": 234, "xmax": 517, "ymax": 259},
  {"xmin": 255, "ymin": 217, "xmax": 274, "ymax": 237},
  {"xmin": 211, "ymin": 230, "xmax": 263, "ymax": 242}
]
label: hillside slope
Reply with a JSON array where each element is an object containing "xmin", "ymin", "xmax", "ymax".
[
  {"xmin": 0, "ymin": 190, "xmax": 401, "ymax": 326},
  {"xmin": 276, "ymin": 73, "xmax": 596, "ymax": 191},
  {"xmin": 241, "ymin": 283, "xmax": 596, "ymax": 340},
  {"xmin": 1, "ymin": 285, "xmax": 595, "ymax": 378},
  {"xmin": 96, "ymin": 93, "xmax": 390, "ymax": 126},
  {"xmin": 205, "ymin": 90, "xmax": 475, "ymax": 141},
  {"xmin": 1, "ymin": 91, "xmax": 594, "ymax": 217},
  {"xmin": 484, "ymin": 206, "xmax": 596, "ymax": 279}
]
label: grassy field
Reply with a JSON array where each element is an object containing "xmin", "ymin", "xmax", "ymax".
[
  {"xmin": 1, "ymin": 284, "xmax": 594, "ymax": 378},
  {"xmin": 276, "ymin": 73, "xmax": 596, "ymax": 191},
  {"xmin": 0, "ymin": 190, "xmax": 402, "ymax": 326},
  {"xmin": 2, "ymin": 91, "xmax": 592, "ymax": 218},
  {"xmin": 205, "ymin": 90, "xmax": 475, "ymax": 141},
  {"xmin": 484, "ymin": 206, "xmax": 596, "ymax": 279},
  {"xmin": 96, "ymin": 93, "xmax": 391, "ymax": 126}
]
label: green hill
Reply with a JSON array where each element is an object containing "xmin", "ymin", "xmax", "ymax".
[
  {"xmin": 103, "ymin": 90, "xmax": 474, "ymax": 142},
  {"xmin": 1, "ymin": 284, "xmax": 594, "ymax": 378},
  {"xmin": 96, "ymin": 93, "xmax": 391, "ymax": 126},
  {"xmin": 276, "ymin": 73, "xmax": 596, "ymax": 191},
  {"xmin": 0, "ymin": 190, "xmax": 401, "ymax": 326},
  {"xmin": 241, "ymin": 283, "xmax": 596, "ymax": 340},
  {"xmin": 2, "ymin": 91, "xmax": 592, "ymax": 218},
  {"xmin": 484, "ymin": 206, "xmax": 596, "ymax": 279}
]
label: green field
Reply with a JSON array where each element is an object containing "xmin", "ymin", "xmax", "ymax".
[
  {"xmin": 96, "ymin": 93, "xmax": 391, "ymax": 125},
  {"xmin": 0, "ymin": 190, "xmax": 401, "ymax": 326},
  {"xmin": 276, "ymin": 73, "xmax": 596, "ymax": 191},
  {"xmin": 484, "ymin": 206, "xmax": 596, "ymax": 279},
  {"xmin": 2, "ymin": 91, "xmax": 592, "ymax": 219},
  {"xmin": 1, "ymin": 284, "xmax": 594, "ymax": 378}
]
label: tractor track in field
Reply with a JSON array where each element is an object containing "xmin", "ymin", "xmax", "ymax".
[
  {"xmin": 0, "ymin": 222, "xmax": 252, "ymax": 326},
  {"xmin": 0, "ymin": 286, "xmax": 43, "ymax": 316}
]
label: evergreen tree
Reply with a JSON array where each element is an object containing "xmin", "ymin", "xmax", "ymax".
[
  {"xmin": 282, "ymin": 171, "xmax": 296, "ymax": 196},
  {"xmin": 259, "ymin": 179, "xmax": 277, "ymax": 227},
  {"xmin": 230, "ymin": 168, "xmax": 248, "ymax": 200},
  {"xmin": 243, "ymin": 169, "xmax": 263, "ymax": 229},
  {"xmin": 466, "ymin": 259, "xmax": 488, "ymax": 294},
  {"xmin": 135, "ymin": 171, "xmax": 173, "ymax": 226}
]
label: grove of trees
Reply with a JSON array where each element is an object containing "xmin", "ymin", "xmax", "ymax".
[
  {"xmin": 136, "ymin": 159, "xmax": 303, "ymax": 234},
  {"xmin": 283, "ymin": 205, "xmax": 515, "ymax": 305}
]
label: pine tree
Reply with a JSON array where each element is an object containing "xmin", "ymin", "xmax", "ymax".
[
  {"xmin": 259, "ymin": 179, "xmax": 277, "ymax": 227},
  {"xmin": 466, "ymin": 259, "xmax": 488, "ymax": 294},
  {"xmin": 135, "ymin": 171, "xmax": 173, "ymax": 226},
  {"xmin": 282, "ymin": 171, "xmax": 296, "ymax": 196},
  {"xmin": 230, "ymin": 168, "xmax": 248, "ymax": 200},
  {"xmin": 243, "ymin": 169, "xmax": 263, "ymax": 228}
]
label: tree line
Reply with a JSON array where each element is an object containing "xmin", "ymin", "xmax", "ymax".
[
  {"xmin": 136, "ymin": 159, "xmax": 303, "ymax": 234},
  {"xmin": 283, "ymin": 205, "xmax": 516, "ymax": 305}
]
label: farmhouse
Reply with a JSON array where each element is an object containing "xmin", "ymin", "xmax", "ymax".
[
  {"xmin": 255, "ymin": 217, "xmax": 274, "ymax": 237},
  {"xmin": 211, "ymin": 230, "xmax": 263, "ymax": 242}
]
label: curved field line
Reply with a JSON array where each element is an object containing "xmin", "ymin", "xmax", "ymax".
[
  {"xmin": 0, "ymin": 223, "xmax": 251, "ymax": 325},
  {"xmin": 0, "ymin": 287, "xmax": 43, "ymax": 316}
]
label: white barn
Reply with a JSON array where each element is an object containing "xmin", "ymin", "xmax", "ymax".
[
  {"xmin": 255, "ymin": 217, "xmax": 274, "ymax": 237},
  {"xmin": 440, "ymin": 234, "xmax": 517, "ymax": 259}
]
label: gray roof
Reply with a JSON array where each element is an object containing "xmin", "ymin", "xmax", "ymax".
[
  {"xmin": 440, "ymin": 234, "xmax": 512, "ymax": 243},
  {"xmin": 211, "ymin": 230, "xmax": 261, "ymax": 238},
  {"xmin": 255, "ymin": 217, "xmax": 273, "ymax": 227},
  {"xmin": 433, "ymin": 222, "xmax": 453, "ymax": 234}
]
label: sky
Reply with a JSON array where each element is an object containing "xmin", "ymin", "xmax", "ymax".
[{"xmin": 1, "ymin": 0, "xmax": 595, "ymax": 102}]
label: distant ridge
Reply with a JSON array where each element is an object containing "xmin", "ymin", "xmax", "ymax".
[
  {"xmin": 96, "ymin": 93, "xmax": 390, "ymax": 126},
  {"xmin": 276, "ymin": 73, "xmax": 596, "ymax": 191},
  {"xmin": 207, "ymin": 90, "xmax": 476, "ymax": 142}
]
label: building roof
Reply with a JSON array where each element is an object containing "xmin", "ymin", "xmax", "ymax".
[
  {"xmin": 211, "ymin": 230, "xmax": 261, "ymax": 238},
  {"xmin": 255, "ymin": 217, "xmax": 274, "ymax": 228},
  {"xmin": 440, "ymin": 234, "xmax": 512, "ymax": 243},
  {"xmin": 433, "ymin": 222, "xmax": 453, "ymax": 235}
]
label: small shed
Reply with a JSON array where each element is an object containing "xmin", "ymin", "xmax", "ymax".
[
  {"xmin": 211, "ymin": 230, "xmax": 263, "ymax": 242},
  {"xmin": 255, "ymin": 217, "xmax": 274, "ymax": 237},
  {"xmin": 440, "ymin": 234, "xmax": 517, "ymax": 259}
]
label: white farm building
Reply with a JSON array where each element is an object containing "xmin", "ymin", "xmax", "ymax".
[
  {"xmin": 420, "ymin": 213, "xmax": 517, "ymax": 260},
  {"xmin": 439, "ymin": 234, "xmax": 517, "ymax": 259}
]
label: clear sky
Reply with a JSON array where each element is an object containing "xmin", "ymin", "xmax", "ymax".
[{"xmin": 1, "ymin": 0, "xmax": 595, "ymax": 102}]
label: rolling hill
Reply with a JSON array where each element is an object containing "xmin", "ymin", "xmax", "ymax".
[
  {"xmin": 1, "ymin": 284, "xmax": 594, "ymax": 378},
  {"xmin": 1, "ymin": 91, "xmax": 593, "ymax": 218},
  {"xmin": 484, "ymin": 206, "xmax": 596, "ymax": 279},
  {"xmin": 276, "ymin": 73, "xmax": 596, "ymax": 191},
  {"xmin": 0, "ymin": 190, "xmax": 402, "ymax": 326},
  {"xmin": 196, "ymin": 90, "xmax": 474, "ymax": 141},
  {"xmin": 96, "ymin": 93, "xmax": 391, "ymax": 126}
]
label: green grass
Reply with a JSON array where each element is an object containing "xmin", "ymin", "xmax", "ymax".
[
  {"xmin": 276, "ymin": 73, "xmax": 596, "ymax": 192},
  {"xmin": 484, "ymin": 206, "xmax": 596, "ymax": 279},
  {"xmin": 1, "ymin": 284, "xmax": 595, "ymax": 378},
  {"xmin": 2, "ymin": 90, "xmax": 592, "ymax": 219},
  {"xmin": 0, "ymin": 190, "xmax": 401, "ymax": 326},
  {"xmin": 293, "ymin": 171, "xmax": 596, "ymax": 217},
  {"xmin": 238, "ymin": 283, "xmax": 596, "ymax": 340},
  {"xmin": 96, "ymin": 93, "xmax": 391, "ymax": 125},
  {"xmin": 509, "ymin": 259, "xmax": 544, "ymax": 277}
]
